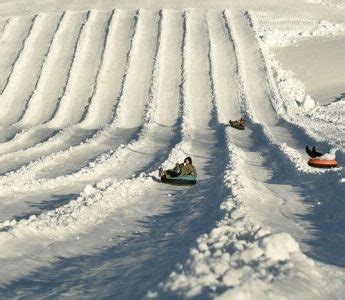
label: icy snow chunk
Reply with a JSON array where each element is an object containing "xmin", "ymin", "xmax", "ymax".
[
  {"xmin": 2, "ymin": 220, "xmax": 10, "ymax": 227},
  {"xmin": 258, "ymin": 233, "xmax": 300, "ymax": 261},
  {"xmin": 222, "ymin": 269, "xmax": 244, "ymax": 287},
  {"xmin": 146, "ymin": 290, "xmax": 158, "ymax": 298},
  {"xmin": 217, "ymin": 279, "xmax": 268, "ymax": 300},
  {"xmin": 29, "ymin": 215, "xmax": 37, "ymax": 221},
  {"xmin": 186, "ymin": 286, "xmax": 202, "ymax": 298},
  {"xmin": 222, "ymin": 252, "xmax": 230, "ymax": 262},
  {"xmin": 190, "ymin": 248, "xmax": 199, "ymax": 256},
  {"xmin": 198, "ymin": 242, "xmax": 209, "ymax": 252},
  {"xmin": 83, "ymin": 184, "xmax": 97, "ymax": 196},
  {"xmin": 303, "ymin": 95, "xmax": 315, "ymax": 110},
  {"xmin": 233, "ymin": 240, "xmax": 246, "ymax": 251},
  {"xmin": 195, "ymin": 262, "xmax": 210, "ymax": 275},
  {"xmin": 238, "ymin": 245, "xmax": 264, "ymax": 263},
  {"xmin": 214, "ymin": 261, "xmax": 229, "ymax": 276},
  {"xmin": 214, "ymin": 241, "xmax": 226, "ymax": 250}
]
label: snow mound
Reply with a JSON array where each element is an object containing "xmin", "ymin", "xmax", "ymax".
[
  {"xmin": 161, "ymin": 145, "xmax": 323, "ymax": 298},
  {"xmin": 249, "ymin": 11, "xmax": 345, "ymax": 151},
  {"xmin": 254, "ymin": 12, "xmax": 345, "ymax": 47},
  {"xmin": 258, "ymin": 232, "xmax": 300, "ymax": 261}
]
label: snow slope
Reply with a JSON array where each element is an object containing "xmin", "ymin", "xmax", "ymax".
[{"xmin": 0, "ymin": 0, "xmax": 344, "ymax": 299}]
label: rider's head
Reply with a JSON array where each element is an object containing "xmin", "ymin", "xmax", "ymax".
[{"xmin": 184, "ymin": 157, "xmax": 192, "ymax": 165}]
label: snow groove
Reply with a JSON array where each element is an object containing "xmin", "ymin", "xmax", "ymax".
[
  {"xmin": 0, "ymin": 17, "xmax": 9, "ymax": 39},
  {"xmin": 0, "ymin": 10, "xmax": 138, "ymax": 172},
  {"xmin": 0, "ymin": 14, "xmax": 63, "ymax": 125},
  {"xmin": 0, "ymin": 9, "xmax": 185, "ymax": 272},
  {"xmin": 80, "ymin": 10, "xmax": 139, "ymax": 129},
  {"xmin": 222, "ymin": 10, "xmax": 247, "ymax": 116},
  {"xmin": 15, "ymin": 12, "xmax": 65, "ymax": 123},
  {"xmin": 0, "ymin": 9, "xmax": 163, "ymax": 197},
  {"xmin": 43, "ymin": 11, "xmax": 91, "ymax": 126},
  {"xmin": 0, "ymin": 11, "xmax": 114, "ymax": 156},
  {"xmin": 47, "ymin": 10, "xmax": 112, "ymax": 127},
  {"xmin": 18, "ymin": 11, "xmax": 89, "ymax": 127},
  {"xmin": 144, "ymin": 9, "xmax": 163, "ymax": 123},
  {"xmin": 0, "ymin": 11, "xmax": 142, "ymax": 184},
  {"xmin": 0, "ymin": 12, "xmax": 92, "ymax": 158},
  {"xmin": 103, "ymin": 10, "xmax": 140, "ymax": 126},
  {"xmin": 79, "ymin": 10, "xmax": 116, "ymax": 124},
  {"xmin": 112, "ymin": 9, "xmax": 160, "ymax": 129},
  {"xmin": 162, "ymin": 10, "xmax": 241, "ymax": 297},
  {"xmin": 0, "ymin": 7, "xmax": 183, "ymax": 216},
  {"xmin": 0, "ymin": 8, "xmax": 183, "ymax": 257},
  {"xmin": 0, "ymin": 15, "xmax": 36, "ymax": 96}
]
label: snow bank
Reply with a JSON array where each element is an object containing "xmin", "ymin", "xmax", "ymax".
[
  {"xmin": 304, "ymin": 0, "xmax": 345, "ymax": 9},
  {"xmin": 0, "ymin": 175, "xmax": 150, "ymax": 242},
  {"xmin": 249, "ymin": 11, "xmax": 345, "ymax": 151},
  {"xmin": 161, "ymin": 143, "xmax": 326, "ymax": 298},
  {"xmin": 267, "ymin": 55, "xmax": 344, "ymax": 150},
  {"xmin": 254, "ymin": 11, "xmax": 345, "ymax": 48}
]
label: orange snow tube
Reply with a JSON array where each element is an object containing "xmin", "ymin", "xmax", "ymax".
[{"xmin": 308, "ymin": 158, "xmax": 337, "ymax": 168}]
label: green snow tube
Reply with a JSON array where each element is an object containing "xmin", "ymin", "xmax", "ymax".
[{"xmin": 161, "ymin": 175, "xmax": 197, "ymax": 185}]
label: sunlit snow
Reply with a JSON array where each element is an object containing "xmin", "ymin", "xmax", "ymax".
[{"xmin": 0, "ymin": 0, "xmax": 344, "ymax": 298}]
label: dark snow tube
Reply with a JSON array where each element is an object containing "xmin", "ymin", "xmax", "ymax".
[
  {"xmin": 229, "ymin": 120, "xmax": 245, "ymax": 130},
  {"xmin": 161, "ymin": 175, "xmax": 197, "ymax": 185},
  {"xmin": 308, "ymin": 158, "xmax": 337, "ymax": 168}
]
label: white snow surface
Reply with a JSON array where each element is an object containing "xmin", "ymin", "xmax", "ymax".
[{"xmin": 0, "ymin": 0, "xmax": 344, "ymax": 298}]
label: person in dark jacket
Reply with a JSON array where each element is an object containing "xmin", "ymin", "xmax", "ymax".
[
  {"xmin": 305, "ymin": 146, "xmax": 323, "ymax": 158},
  {"xmin": 229, "ymin": 116, "xmax": 245, "ymax": 128},
  {"xmin": 238, "ymin": 116, "xmax": 245, "ymax": 127},
  {"xmin": 159, "ymin": 157, "xmax": 197, "ymax": 178}
]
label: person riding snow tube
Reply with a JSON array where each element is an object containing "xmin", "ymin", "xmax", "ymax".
[
  {"xmin": 229, "ymin": 117, "xmax": 245, "ymax": 130},
  {"xmin": 159, "ymin": 157, "xmax": 197, "ymax": 185},
  {"xmin": 306, "ymin": 146, "xmax": 338, "ymax": 168}
]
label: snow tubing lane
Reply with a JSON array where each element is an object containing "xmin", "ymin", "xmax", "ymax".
[
  {"xmin": 161, "ymin": 175, "xmax": 197, "ymax": 185},
  {"xmin": 308, "ymin": 158, "xmax": 338, "ymax": 168}
]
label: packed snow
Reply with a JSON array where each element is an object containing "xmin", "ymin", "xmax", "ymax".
[{"xmin": 0, "ymin": 0, "xmax": 344, "ymax": 298}]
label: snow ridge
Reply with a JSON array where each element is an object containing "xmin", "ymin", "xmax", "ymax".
[
  {"xmin": 79, "ymin": 10, "xmax": 115, "ymax": 123},
  {"xmin": 44, "ymin": 11, "xmax": 91, "ymax": 126},
  {"xmin": 15, "ymin": 12, "xmax": 65, "ymax": 123},
  {"xmin": 17, "ymin": 11, "xmax": 89, "ymax": 126},
  {"xmin": 0, "ymin": 16, "xmax": 36, "ymax": 96}
]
